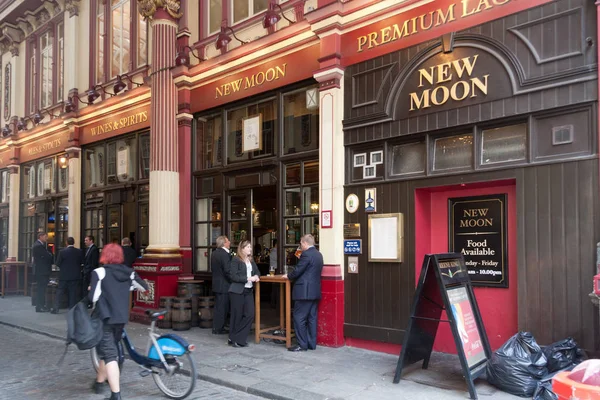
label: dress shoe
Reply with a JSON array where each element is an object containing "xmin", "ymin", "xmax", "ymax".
[
  {"xmin": 105, "ymin": 391, "xmax": 121, "ymax": 400},
  {"xmin": 308, "ymin": 347, "xmax": 316, "ymax": 351},
  {"xmin": 288, "ymin": 345, "xmax": 307, "ymax": 352},
  {"xmin": 212, "ymin": 328, "xmax": 228, "ymax": 335},
  {"xmin": 36, "ymin": 307, "xmax": 49, "ymax": 313}
]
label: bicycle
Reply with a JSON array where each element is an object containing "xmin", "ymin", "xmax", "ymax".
[{"xmin": 91, "ymin": 310, "xmax": 197, "ymax": 399}]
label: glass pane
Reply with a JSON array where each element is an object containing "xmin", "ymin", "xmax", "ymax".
[
  {"xmin": 139, "ymin": 225, "xmax": 149, "ymax": 248},
  {"xmin": 210, "ymin": 223, "xmax": 222, "ymax": 245},
  {"xmin": 229, "ymin": 221, "xmax": 248, "ymax": 246},
  {"xmin": 209, "ymin": 0, "xmax": 222, "ymax": 34},
  {"xmin": 195, "ymin": 198, "xmax": 209, "ymax": 221},
  {"xmin": 139, "ymin": 203, "xmax": 149, "ymax": 225},
  {"xmin": 195, "ymin": 248, "xmax": 209, "ymax": 272},
  {"xmin": 85, "ymin": 146, "xmax": 106, "ymax": 189},
  {"xmin": 229, "ymin": 194, "xmax": 247, "ymax": 220},
  {"xmin": 107, "ymin": 142, "xmax": 117, "ymax": 184},
  {"xmin": 302, "ymin": 217, "xmax": 319, "ymax": 243},
  {"xmin": 139, "ymin": 134, "xmax": 150, "ymax": 179},
  {"xmin": 285, "ymin": 188, "xmax": 301, "ymax": 216},
  {"xmin": 97, "ymin": 6, "xmax": 105, "ymax": 82},
  {"xmin": 211, "ymin": 198, "xmax": 222, "ymax": 221},
  {"xmin": 285, "ymin": 163, "xmax": 301, "ymax": 186},
  {"xmin": 433, "ymin": 134, "xmax": 473, "ymax": 171},
  {"xmin": 108, "ymin": 207, "xmax": 120, "ymax": 228},
  {"xmin": 112, "ymin": 1, "xmax": 131, "ymax": 77},
  {"xmin": 283, "ymin": 86, "xmax": 319, "ymax": 154},
  {"xmin": 200, "ymin": 115, "xmax": 222, "ymax": 169},
  {"xmin": 284, "ymin": 247, "xmax": 300, "ymax": 266},
  {"xmin": 391, "ymin": 142, "xmax": 426, "ymax": 175},
  {"xmin": 247, "ymin": 100, "xmax": 276, "ymax": 158},
  {"xmin": 253, "ymin": 0, "xmax": 269, "ymax": 13},
  {"xmin": 137, "ymin": 13, "xmax": 147, "ymax": 67},
  {"xmin": 285, "ymin": 218, "xmax": 301, "ymax": 245},
  {"xmin": 196, "ymin": 223, "xmax": 210, "ymax": 246},
  {"xmin": 233, "ymin": 0, "xmax": 249, "ymax": 22},
  {"xmin": 303, "ymin": 161, "xmax": 319, "ymax": 184},
  {"xmin": 302, "ymin": 186, "xmax": 319, "ymax": 215},
  {"xmin": 226, "ymin": 107, "xmax": 249, "ymax": 163},
  {"xmin": 481, "ymin": 124, "xmax": 527, "ymax": 165},
  {"xmin": 58, "ymin": 23, "xmax": 64, "ymax": 101}
]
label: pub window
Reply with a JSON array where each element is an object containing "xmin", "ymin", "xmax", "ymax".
[
  {"xmin": 233, "ymin": 0, "xmax": 269, "ymax": 23},
  {"xmin": 226, "ymin": 98, "xmax": 275, "ymax": 163},
  {"xmin": 139, "ymin": 133, "xmax": 150, "ymax": 179},
  {"xmin": 433, "ymin": 134, "xmax": 473, "ymax": 172},
  {"xmin": 20, "ymin": 203, "xmax": 36, "ymax": 263},
  {"xmin": 370, "ymin": 151, "xmax": 383, "ymax": 165},
  {"xmin": 24, "ymin": 165, "xmax": 35, "ymax": 199},
  {"xmin": 56, "ymin": 198, "xmax": 68, "ymax": 251},
  {"xmin": 391, "ymin": 142, "xmax": 426, "ymax": 176},
  {"xmin": 84, "ymin": 145, "xmax": 106, "ymax": 189},
  {"xmin": 58, "ymin": 158, "xmax": 68, "ymax": 192},
  {"xmin": 57, "ymin": 22, "xmax": 64, "ymax": 102},
  {"xmin": 481, "ymin": 124, "xmax": 527, "ymax": 165},
  {"xmin": 354, "ymin": 153, "xmax": 366, "ymax": 167},
  {"xmin": 283, "ymin": 86, "xmax": 319, "ymax": 155},
  {"xmin": 194, "ymin": 197, "xmax": 223, "ymax": 272},
  {"xmin": 28, "ymin": 43, "xmax": 36, "ymax": 114},
  {"xmin": 197, "ymin": 114, "xmax": 223, "ymax": 170},
  {"xmin": 115, "ymin": 138, "xmax": 137, "ymax": 183},
  {"xmin": 283, "ymin": 160, "xmax": 319, "ymax": 267},
  {"xmin": 0, "ymin": 170, "xmax": 8, "ymax": 203},
  {"xmin": 39, "ymin": 31, "xmax": 53, "ymax": 109},
  {"xmin": 207, "ymin": 0, "xmax": 222, "ymax": 35},
  {"xmin": 363, "ymin": 165, "xmax": 376, "ymax": 178},
  {"xmin": 85, "ymin": 208, "xmax": 105, "ymax": 248}
]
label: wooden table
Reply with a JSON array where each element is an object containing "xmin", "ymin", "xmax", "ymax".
[
  {"xmin": 254, "ymin": 275, "xmax": 293, "ymax": 348},
  {"xmin": 0, "ymin": 261, "xmax": 29, "ymax": 298}
]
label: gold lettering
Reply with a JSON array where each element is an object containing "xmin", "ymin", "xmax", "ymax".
[
  {"xmin": 141, "ymin": 111, "xmax": 148, "ymax": 121},
  {"xmin": 462, "ymin": 0, "xmax": 476, "ymax": 17},
  {"xmin": 436, "ymin": 4, "xmax": 456, "ymax": 26},
  {"xmin": 245, "ymin": 75, "xmax": 256, "ymax": 88},
  {"xmin": 431, "ymin": 86, "xmax": 449, "ymax": 106},
  {"xmin": 409, "ymin": 90, "xmax": 431, "ymax": 111},
  {"xmin": 255, "ymin": 71, "xmax": 265, "ymax": 85},
  {"xmin": 223, "ymin": 83, "xmax": 231, "ymax": 96},
  {"xmin": 475, "ymin": 0, "xmax": 493, "ymax": 13},
  {"xmin": 215, "ymin": 86, "xmax": 223, "ymax": 99},
  {"xmin": 265, "ymin": 67, "xmax": 276, "ymax": 82},
  {"xmin": 357, "ymin": 35, "xmax": 368, "ymax": 52},
  {"xmin": 418, "ymin": 67, "xmax": 435, "ymax": 88},
  {"xmin": 230, "ymin": 78, "xmax": 243, "ymax": 92},
  {"xmin": 437, "ymin": 62, "xmax": 452, "ymax": 84},
  {"xmin": 380, "ymin": 27, "xmax": 392, "ymax": 44},
  {"xmin": 470, "ymin": 75, "xmax": 488, "ymax": 97},
  {"xmin": 367, "ymin": 32, "xmax": 378, "ymax": 49},
  {"xmin": 419, "ymin": 12, "xmax": 434, "ymax": 31},
  {"xmin": 452, "ymin": 55, "xmax": 478, "ymax": 78},
  {"xmin": 275, "ymin": 64, "xmax": 286, "ymax": 79},
  {"xmin": 450, "ymin": 81, "xmax": 470, "ymax": 101}
]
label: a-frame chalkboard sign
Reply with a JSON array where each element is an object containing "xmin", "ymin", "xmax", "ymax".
[{"xmin": 393, "ymin": 253, "xmax": 492, "ymax": 399}]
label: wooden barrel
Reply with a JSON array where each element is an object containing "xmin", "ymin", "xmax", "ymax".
[
  {"xmin": 31, "ymin": 282, "xmax": 37, "ymax": 306},
  {"xmin": 171, "ymin": 297, "xmax": 191, "ymax": 331},
  {"xmin": 190, "ymin": 296, "xmax": 200, "ymax": 326},
  {"xmin": 158, "ymin": 296, "xmax": 176, "ymax": 329},
  {"xmin": 45, "ymin": 285, "xmax": 68, "ymax": 309},
  {"xmin": 177, "ymin": 282, "xmax": 202, "ymax": 298},
  {"xmin": 198, "ymin": 296, "xmax": 215, "ymax": 329}
]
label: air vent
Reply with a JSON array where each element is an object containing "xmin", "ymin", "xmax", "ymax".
[{"xmin": 552, "ymin": 125, "xmax": 573, "ymax": 145}]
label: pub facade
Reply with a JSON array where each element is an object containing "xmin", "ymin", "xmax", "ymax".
[{"xmin": 336, "ymin": 0, "xmax": 600, "ymax": 354}]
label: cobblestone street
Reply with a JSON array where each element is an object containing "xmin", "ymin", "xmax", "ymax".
[{"xmin": 0, "ymin": 325, "xmax": 266, "ymax": 400}]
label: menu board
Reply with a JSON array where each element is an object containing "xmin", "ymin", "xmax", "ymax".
[
  {"xmin": 449, "ymin": 194, "xmax": 508, "ymax": 287},
  {"xmin": 447, "ymin": 286, "xmax": 486, "ymax": 368}
]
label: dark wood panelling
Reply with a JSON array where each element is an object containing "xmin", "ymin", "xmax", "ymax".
[{"xmin": 345, "ymin": 160, "xmax": 600, "ymax": 351}]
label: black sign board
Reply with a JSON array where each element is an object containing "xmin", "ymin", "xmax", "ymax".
[
  {"xmin": 449, "ymin": 194, "xmax": 508, "ymax": 288},
  {"xmin": 393, "ymin": 253, "xmax": 492, "ymax": 400}
]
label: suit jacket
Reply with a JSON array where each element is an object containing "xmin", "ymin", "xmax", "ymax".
[
  {"xmin": 84, "ymin": 244, "xmax": 99, "ymax": 274},
  {"xmin": 288, "ymin": 247, "xmax": 324, "ymax": 300},
  {"xmin": 122, "ymin": 245, "xmax": 137, "ymax": 268},
  {"xmin": 32, "ymin": 240, "xmax": 53, "ymax": 277},
  {"xmin": 56, "ymin": 246, "xmax": 84, "ymax": 281},
  {"xmin": 227, "ymin": 257, "xmax": 260, "ymax": 294},
  {"xmin": 211, "ymin": 247, "xmax": 231, "ymax": 293}
]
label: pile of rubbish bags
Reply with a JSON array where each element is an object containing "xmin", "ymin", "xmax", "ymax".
[{"xmin": 486, "ymin": 332, "xmax": 586, "ymax": 399}]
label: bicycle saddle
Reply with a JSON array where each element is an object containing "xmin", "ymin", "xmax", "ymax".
[{"xmin": 146, "ymin": 309, "xmax": 168, "ymax": 320}]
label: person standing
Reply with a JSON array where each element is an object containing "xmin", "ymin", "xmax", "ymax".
[
  {"xmin": 32, "ymin": 232, "xmax": 53, "ymax": 313},
  {"xmin": 89, "ymin": 243, "xmax": 148, "ymax": 400},
  {"xmin": 52, "ymin": 237, "xmax": 84, "ymax": 313},
  {"xmin": 211, "ymin": 235, "xmax": 231, "ymax": 335},
  {"xmin": 227, "ymin": 240, "xmax": 260, "ymax": 347},
  {"xmin": 121, "ymin": 237, "xmax": 137, "ymax": 268},
  {"xmin": 283, "ymin": 234, "xmax": 323, "ymax": 352},
  {"xmin": 269, "ymin": 239, "xmax": 278, "ymax": 274},
  {"xmin": 83, "ymin": 235, "xmax": 99, "ymax": 299}
]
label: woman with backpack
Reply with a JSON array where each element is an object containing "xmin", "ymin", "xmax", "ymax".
[{"xmin": 89, "ymin": 243, "xmax": 148, "ymax": 400}]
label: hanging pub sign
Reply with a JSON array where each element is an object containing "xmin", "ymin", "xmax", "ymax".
[
  {"xmin": 448, "ymin": 194, "xmax": 508, "ymax": 288},
  {"xmin": 394, "ymin": 253, "xmax": 491, "ymax": 400}
]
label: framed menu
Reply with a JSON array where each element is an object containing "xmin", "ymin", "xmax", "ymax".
[
  {"xmin": 242, "ymin": 114, "xmax": 262, "ymax": 152},
  {"xmin": 368, "ymin": 213, "xmax": 404, "ymax": 262}
]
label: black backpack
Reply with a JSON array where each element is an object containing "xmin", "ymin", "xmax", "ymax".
[{"xmin": 57, "ymin": 299, "xmax": 103, "ymax": 365}]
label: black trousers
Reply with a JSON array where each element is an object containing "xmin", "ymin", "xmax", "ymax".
[
  {"xmin": 54, "ymin": 280, "xmax": 80, "ymax": 311},
  {"xmin": 213, "ymin": 292, "xmax": 230, "ymax": 331},
  {"xmin": 229, "ymin": 289, "xmax": 254, "ymax": 345},
  {"xmin": 35, "ymin": 275, "xmax": 49, "ymax": 310},
  {"xmin": 293, "ymin": 300, "xmax": 319, "ymax": 350},
  {"xmin": 82, "ymin": 272, "xmax": 91, "ymax": 300}
]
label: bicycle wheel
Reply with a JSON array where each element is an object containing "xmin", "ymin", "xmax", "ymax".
[
  {"xmin": 152, "ymin": 352, "xmax": 196, "ymax": 399},
  {"xmin": 90, "ymin": 344, "xmax": 124, "ymax": 373}
]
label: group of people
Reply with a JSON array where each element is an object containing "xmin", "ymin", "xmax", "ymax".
[
  {"xmin": 211, "ymin": 233, "xmax": 324, "ymax": 351},
  {"xmin": 32, "ymin": 232, "xmax": 137, "ymax": 314}
]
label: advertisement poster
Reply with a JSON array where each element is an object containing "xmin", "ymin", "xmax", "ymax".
[
  {"xmin": 447, "ymin": 286, "xmax": 486, "ymax": 368},
  {"xmin": 449, "ymin": 194, "xmax": 508, "ymax": 287}
]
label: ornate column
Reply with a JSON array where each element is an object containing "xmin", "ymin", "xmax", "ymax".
[
  {"xmin": 66, "ymin": 145, "xmax": 81, "ymax": 247},
  {"xmin": 7, "ymin": 147, "xmax": 20, "ymax": 259},
  {"xmin": 139, "ymin": 0, "xmax": 183, "ymax": 258}
]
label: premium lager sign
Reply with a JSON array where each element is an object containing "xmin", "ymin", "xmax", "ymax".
[{"xmin": 448, "ymin": 194, "xmax": 508, "ymax": 287}]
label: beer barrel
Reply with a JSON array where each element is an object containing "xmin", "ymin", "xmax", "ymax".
[
  {"xmin": 46, "ymin": 285, "xmax": 68, "ymax": 309},
  {"xmin": 177, "ymin": 281, "xmax": 202, "ymax": 298},
  {"xmin": 171, "ymin": 297, "xmax": 192, "ymax": 331},
  {"xmin": 158, "ymin": 296, "xmax": 176, "ymax": 329},
  {"xmin": 190, "ymin": 296, "xmax": 200, "ymax": 326},
  {"xmin": 31, "ymin": 282, "xmax": 37, "ymax": 306},
  {"xmin": 198, "ymin": 296, "xmax": 215, "ymax": 329}
]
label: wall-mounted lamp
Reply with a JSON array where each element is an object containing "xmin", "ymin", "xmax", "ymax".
[
  {"xmin": 1, "ymin": 124, "xmax": 12, "ymax": 138},
  {"xmin": 64, "ymin": 94, "xmax": 89, "ymax": 113},
  {"xmin": 113, "ymin": 74, "xmax": 143, "ymax": 95},
  {"xmin": 33, "ymin": 109, "xmax": 60, "ymax": 125},
  {"xmin": 175, "ymin": 45, "xmax": 206, "ymax": 67},
  {"xmin": 216, "ymin": 25, "xmax": 248, "ymax": 50},
  {"xmin": 263, "ymin": 3, "xmax": 295, "ymax": 29},
  {"xmin": 58, "ymin": 155, "xmax": 68, "ymax": 169}
]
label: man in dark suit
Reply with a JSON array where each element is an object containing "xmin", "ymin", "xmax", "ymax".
[
  {"xmin": 32, "ymin": 232, "xmax": 53, "ymax": 313},
  {"xmin": 212, "ymin": 235, "xmax": 231, "ymax": 334},
  {"xmin": 121, "ymin": 237, "xmax": 137, "ymax": 268},
  {"xmin": 283, "ymin": 234, "xmax": 324, "ymax": 352},
  {"xmin": 52, "ymin": 237, "xmax": 83, "ymax": 313},
  {"xmin": 83, "ymin": 235, "xmax": 99, "ymax": 300}
]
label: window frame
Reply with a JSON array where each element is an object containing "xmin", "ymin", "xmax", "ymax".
[
  {"xmin": 91, "ymin": 0, "xmax": 149, "ymax": 85},
  {"xmin": 201, "ymin": 0, "xmax": 282, "ymax": 38}
]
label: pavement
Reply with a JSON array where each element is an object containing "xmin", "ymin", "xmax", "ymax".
[{"xmin": 0, "ymin": 295, "xmax": 522, "ymax": 400}]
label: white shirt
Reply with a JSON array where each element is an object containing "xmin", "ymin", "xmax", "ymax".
[
  {"xmin": 245, "ymin": 261, "xmax": 253, "ymax": 288},
  {"xmin": 222, "ymin": 247, "xmax": 230, "ymax": 253}
]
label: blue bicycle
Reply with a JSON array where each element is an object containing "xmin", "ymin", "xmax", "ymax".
[{"xmin": 91, "ymin": 310, "xmax": 197, "ymax": 399}]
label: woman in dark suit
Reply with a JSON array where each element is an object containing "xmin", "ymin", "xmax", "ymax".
[{"xmin": 227, "ymin": 240, "xmax": 260, "ymax": 347}]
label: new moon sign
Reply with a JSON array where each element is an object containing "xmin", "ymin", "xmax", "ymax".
[{"xmin": 449, "ymin": 194, "xmax": 508, "ymax": 287}]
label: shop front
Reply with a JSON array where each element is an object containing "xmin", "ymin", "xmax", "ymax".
[{"xmin": 340, "ymin": 0, "xmax": 600, "ymax": 354}]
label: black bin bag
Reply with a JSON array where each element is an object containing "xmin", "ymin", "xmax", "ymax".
[
  {"xmin": 542, "ymin": 337, "xmax": 586, "ymax": 373},
  {"xmin": 486, "ymin": 332, "xmax": 548, "ymax": 397}
]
